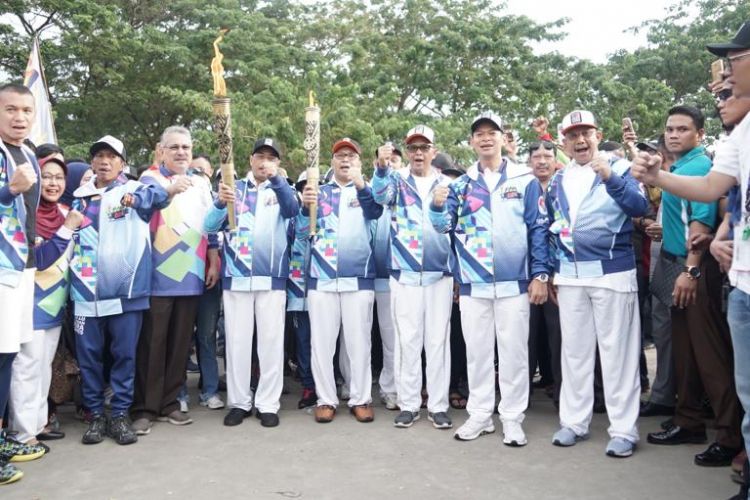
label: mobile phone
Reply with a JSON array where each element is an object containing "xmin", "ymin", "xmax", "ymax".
[
  {"xmin": 711, "ymin": 60, "xmax": 725, "ymax": 82},
  {"xmin": 622, "ymin": 117, "xmax": 634, "ymax": 133}
]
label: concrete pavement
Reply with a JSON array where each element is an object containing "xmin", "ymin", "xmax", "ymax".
[{"xmin": 3, "ymin": 374, "xmax": 739, "ymax": 500}]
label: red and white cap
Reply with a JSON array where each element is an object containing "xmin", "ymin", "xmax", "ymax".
[
  {"xmin": 332, "ymin": 137, "xmax": 362, "ymax": 155},
  {"xmin": 560, "ymin": 110, "xmax": 598, "ymax": 135},
  {"xmin": 405, "ymin": 125, "xmax": 435, "ymax": 144}
]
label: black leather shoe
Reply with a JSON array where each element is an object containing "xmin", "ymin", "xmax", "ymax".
[
  {"xmin": 647, "ymin": 425, "xmax": 707, "ymax": 445},
  {"xmin": 694, "ymin": 442, "xmax": 742, "ymax": 467},
  {"xmin": 639, "ymin": 402, "xmax": 675, "ymax": 417},
  {"xmin": 37, "ymin": 430, "xmax": 65, "ymax": 441},
  {"xmin": 223, "ymin": 408, "xmax": 251, "ymax": 427},
  {"xmin": 660, "ymin": 418, "xmax": 675, "ymax": 431},
  {"xmin": 256, "ymin": 412, "xmax": 279, "ymax": 428}
]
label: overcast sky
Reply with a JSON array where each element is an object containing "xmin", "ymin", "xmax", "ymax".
[{"xmin": 504, "ymin": 0, "xmax": 689, "ymax": 63}]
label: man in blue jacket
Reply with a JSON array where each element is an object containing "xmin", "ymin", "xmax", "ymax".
[
  {"xmin": 431, "ymin": 112, "xmax": 550, "ymax": 446},
  {"xmin": 70, "ymin": 136, "xmax": 180, "ymax": 445},
  {"xmin": 547, "ymin": 110, "xmax": 648, "ymax": 458},
  {"xmin": 204, "ymin": 138, "xmax": 298, "ymax": 428},
  {"xmin": 373, "ymin": 126, "xmax": 454, "ymax": 430},
  {"xmin": 298, "ymin": 138, "xmax": 383, "ymax": 424}
]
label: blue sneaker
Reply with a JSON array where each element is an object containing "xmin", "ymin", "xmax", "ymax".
[
  {"xmin": 552, "ymin": 427, "xmax": 589, "ymax": 447},
  {"xmin": 606, "ymin": 437, "xmax": 635, "ymax": 458}
]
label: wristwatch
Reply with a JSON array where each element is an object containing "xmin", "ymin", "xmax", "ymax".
[
  {"xmin": 684, "ymin": 265, "xmax": 701, "ymax": 280},
  {"xmin": 534, "ymin": 273, "xmax": 550, "ymax": 283}
]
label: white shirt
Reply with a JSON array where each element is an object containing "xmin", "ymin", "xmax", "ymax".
[
  {"xmin": 482, "ymin": 169, "xmax": 501, "ymax": 192},
  {"xmin": 554, "ymin": 159, "xmax": 637, "ymax": 293},
  {"xmin": 562, "ymin": 160, "xmax": 596, "ymax": 227},
  {"xmin": 711, "ymin": 113, "xmax": 750, "ymax": 294},
  {"xmin": 413, "ymin": 174, "xmax": 434, "ymax": 201}
]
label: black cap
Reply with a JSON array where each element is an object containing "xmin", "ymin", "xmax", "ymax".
[
  {"xmin": 431, "ymin": 152, "xmax": 455, "ymax": 172},
  {"xmin": 707, "ymin": 22, "xmax": 750, "ymax": 57},
  {"xmin": 252, "ymin": 138, "xmax": 281, "ymax": 158},
  {"xmin": 471, "ymin": 111, "xmax": 503, "ymax": 134},
  {"xmin": 636, "ymin": 141, "xmax": 659, "ymax": 153}
]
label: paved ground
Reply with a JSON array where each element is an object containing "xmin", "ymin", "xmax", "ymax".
[{"xmin": 4, "ymin": 350, "xmax": 741, "ymax": 500}]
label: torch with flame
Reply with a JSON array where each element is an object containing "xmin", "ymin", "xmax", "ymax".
[{"xmin": 211, "ymin": 28, "xmax": 236, "ymax": 229}]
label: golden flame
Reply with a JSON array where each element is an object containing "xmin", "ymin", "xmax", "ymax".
[{"xmin": 211, "ymin": 29, "xmax": 230, "ymax": 97}]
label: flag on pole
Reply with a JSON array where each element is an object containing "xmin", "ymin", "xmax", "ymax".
[{"xmin": 23, "ymin": 35, "xmax": 57, "ymax": 146}]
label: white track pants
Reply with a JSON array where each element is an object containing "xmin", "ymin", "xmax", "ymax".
[
  {"xmin": 223, "ymin": 290, "xmax": 286, "ymax": 413},
  {"xmin": 460, "ymin": 294, "xmax": 529, "ymax": 423},
  {"xmin": 9, "ymin": 326, "xmax": 62, "ymax": 442},
  {"xmin": 309, "ymin": 290, "xmax": 374, "ymax": 407},
  {"xmin": 376, "ymin": 291, "xmax": 396, "ymax": 397},
  {"xmin": 391, "ymin": 277, "xmax": 452, "ymax": 413},
  {"xmin": 557, "ymin": 285, "xmax": 641, "ymax": 442}
]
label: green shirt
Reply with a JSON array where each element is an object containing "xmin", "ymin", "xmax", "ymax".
[{"xmin": 662, "ymin": 146, "xmax": 717, "ymax": 257}]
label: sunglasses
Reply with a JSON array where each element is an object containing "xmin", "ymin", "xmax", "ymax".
[
  {"xmin": 715, "ymin": 88, "xmax": 733, "ymax": 103},
  {"xmin": 528, "ymin": 141, "xmax": 556, "ymax": 153},
  {"xmin": 406, "ymin": 144, "xmax": 433, "ymax": 153}
]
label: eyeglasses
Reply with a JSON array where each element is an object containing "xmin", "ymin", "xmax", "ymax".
[
  {"xmin": 528, "ymin": 141, "xmax": 556, "ymax": 153},
  {"xmin": 333, "ymin": 152, "xmax": 359, "ymax": 160},
  {"xmin": 165, "ymin": 144, "xmax": 192, "ymax": 152},
  {"xmin": 406, "ymin": 144, "xmax": 432, "ymax": 153},
  {"xmin": 41, "ymin": 174, "xmax": 65, "ymax": 183},
  {"xmin": 727, "ymin": 51, "xmax": 750, "ymax": 69},
  {"xmin": 715, "ymin": 88, "xmax": 733, "ymax": 104}
]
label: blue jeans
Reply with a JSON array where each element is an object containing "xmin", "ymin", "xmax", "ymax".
[
  {"xmin": 292, "ymin": 311, "xmax": 314, "ymax": 389},
  {"xmin": 195, "ymin": 283, "xmax": 222, "ymax": 401},
  {"xmin": 728, "ymin": 287, "xmax": 750, "ymax": 458}
]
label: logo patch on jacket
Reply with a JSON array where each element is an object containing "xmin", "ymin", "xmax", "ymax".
[
  {"xmin": 501, "ymin": 186, "xmax": 522, "ymax": 200},
  {"xmin": 348, "ymin": 197, "xmax": 361, "ymax": 208},
  {"xmin": 107, "ymin": 204, "xmax": 130, "ymax": 221}
]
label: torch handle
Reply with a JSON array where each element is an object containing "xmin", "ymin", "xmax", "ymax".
[{"xmin": 212, "ymin": 98, "xmax": 237, "ymax": 229}]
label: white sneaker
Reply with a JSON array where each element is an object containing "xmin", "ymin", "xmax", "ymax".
[
  {"xmin": 381, "ymin": 393, "xmax": 398, "ymax": 410},
  {"xmin": 502, "ymin": 420, "xmax": 527, "ymax": 447},
  {"xmin": 454, "ymin": 418, "xmax": 495, "ymax": 441},
  {"xmin": 179, "ymin": 400, "xmax": 189, "ymax": 413},
  {"xmin": 200, "ymin": 395, "xmax": 225, "ymax": 410}
]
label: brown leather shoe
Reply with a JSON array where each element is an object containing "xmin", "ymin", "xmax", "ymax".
[
  {"xmin": 350, "ymin": 404, "xmax": 374, "ymax": 423},
  {"xmin": 314, "ymin": 405, "xmax": 336, "ymax": 423}
]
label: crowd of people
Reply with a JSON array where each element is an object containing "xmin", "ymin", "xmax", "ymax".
[{"xmin": 0, "ymin": 20, "xmax": 749, "ymax": 500}]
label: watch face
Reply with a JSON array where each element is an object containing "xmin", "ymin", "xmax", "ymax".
[{"xmin": 687, "ymin": 266, "xmax": 701, "ymax": 278}]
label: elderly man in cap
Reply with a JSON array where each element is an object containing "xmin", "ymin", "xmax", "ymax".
[
  {"xmin": 131, "ymin": 126, "xmax": 218, "ymax": 434},
  {"xmin": 298, "ymin": 138, "xmax": 383, "ymax": 423},
  {"xmin": 69, "ymin": 135, "xmax": 179, "ymax": 445},
  {"xmin": 633, "ymin": 22, "xmax": 750, "ymax": 497},
  {"xmin": 546, "ymin": 110, "xmax": 648, "ymax": 458},
  {"xmin": 372, "ymin": 126, "xmax": 454, "ymax": 429},
  {"xmin": 431, "ymin": 112, "xmax": 550, "ymax": 446},
  {"xmin": 204, "ymin": 138, "xmax": 298, "ymax": 427}
]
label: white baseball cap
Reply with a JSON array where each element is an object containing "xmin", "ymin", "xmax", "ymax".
[{"xmin": 560, "ymin": 110, "xmax": 598, "ymax": 135}]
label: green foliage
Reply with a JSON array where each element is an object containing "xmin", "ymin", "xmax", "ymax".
[{"xmin": 0, "ymin": 0, "xmax": 743, "ymax": 176}]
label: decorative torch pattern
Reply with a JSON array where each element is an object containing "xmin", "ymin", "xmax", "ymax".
[
  {"xmin": 211, "ymin": 28, "xmax": 237, "ymax": 229},
  {"xmin": 304, "ymin": 91, "xmax": 320, "ymax": 237}
]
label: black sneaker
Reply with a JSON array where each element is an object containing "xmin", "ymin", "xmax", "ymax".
[
  {"xmin": 108, "ymin": 415, "xmax": 138, "ymax": 445},
  {"xmin": 256, "ymin": 412, "xmax": 280, "ymax": 428},
  {"xmin": 223, "ymin": 408, "xmax": 252, "ymax": 427},
  {"xmin": 393, "ymin": 410, "xmax": 420, "ymax": 428},
  {"xmin": 82, "ymin": 415, "xmax": 108, "ymax": 445}
]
